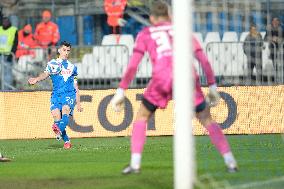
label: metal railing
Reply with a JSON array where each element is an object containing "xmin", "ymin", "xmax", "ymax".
[
  {"xmin": 203, "ymin": 41, "xmax": 282, "ymax": 86},
  {"xmin": 2, "ymin": 42, "xmax": 284, "ymax": 91},
  {"xmin": 0, "ymin": 45, "xmax": 152, "ymax": 91}
]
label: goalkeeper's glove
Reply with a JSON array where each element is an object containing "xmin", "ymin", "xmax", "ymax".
[
  {"xmin": 111, "ymin": 88, "xmax": 125, "ymax": 112},
  {"xmin": 206, "ymin": 84, "xmax": 221, "ymax": 107}
]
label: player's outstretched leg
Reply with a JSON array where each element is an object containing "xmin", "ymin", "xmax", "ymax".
[
  {"xmin": 196, "ymin": 105, "xmax": 238, "ymax": 173},
  {"xmin": 206, "ymin": 122, "xmax": 238, "ymax": 173},
  {"xmin": 122, "ymin": 120, "xmax": 147, "ymax": 174},
  {"xmin": 58, "ymin": 114, "xmax": 72, "ymax": 149},
  {"xmin": 62, "ymin": 130, "xmax": 71, "ymax": 149},
  {"xmin": 52, "ymin": 121, "xmax": 62, "ymax": 141}
]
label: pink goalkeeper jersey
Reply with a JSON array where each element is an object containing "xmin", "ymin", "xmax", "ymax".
[
  {"xmin": 119, "ymin": 22, "xmax": 173, "ymax": 89},
  {"xmin": 119, "ymin": 21, "xmax": 216, "ymax": 107}
]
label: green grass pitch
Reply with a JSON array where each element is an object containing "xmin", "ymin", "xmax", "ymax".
[{"xmin": 0, "ymin": 134, "xmax": 284, "ymax": 189}]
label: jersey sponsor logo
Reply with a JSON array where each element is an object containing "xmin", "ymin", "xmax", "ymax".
[
  {"xmin": 61, "ymin": 63, "xmax": 74, "ymax": 82},
  {"xmin": 61, "ymin": 69, "xmax": 72, "ymax": 75}
]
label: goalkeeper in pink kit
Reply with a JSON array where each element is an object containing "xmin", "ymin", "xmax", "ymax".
[{"xmin": 111, "ymin": 1, "xmax": 238, "ymax": 174}]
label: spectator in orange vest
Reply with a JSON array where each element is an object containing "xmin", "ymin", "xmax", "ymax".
[
  {"xmin": 104, "ymin": 0, "xmax": 127, "ymax": 34},
  {"xmin": 16, "ymin": 24, "xmax": 37, "ymax": 58},
  {"xmin": 34, "ymin": 10, "xmax": 60, "ymax": 48}
]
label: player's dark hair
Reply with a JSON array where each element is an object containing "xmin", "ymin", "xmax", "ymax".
[
  {"xmin": 60, "ymin": 41, "xmax": 71, "ymax": 48},
  {"xmin": 249, "ymin": 23, "xmax": 257, "ymax": 30},
  {"xmin": 150, "ymin": 0, "xmax": 169, "ymax": 18}
]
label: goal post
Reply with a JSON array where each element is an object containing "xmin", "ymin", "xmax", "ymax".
[{"xmin": 173, "ymin": 0, "xmax": 195, "ymax": 188}]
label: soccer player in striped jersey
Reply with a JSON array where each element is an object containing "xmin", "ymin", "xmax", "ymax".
[
  {"xmin": 111, "ymin": 1, "xmax": 238, "ymax": 174},
  {"xmin": 28, "ymin": 41, "xmax": 83, "ymax": 149}
]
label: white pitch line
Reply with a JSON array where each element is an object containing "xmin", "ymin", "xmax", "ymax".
[{"xmin": 230, "ymin": 176, "xmax": 284, "ymax": 189}]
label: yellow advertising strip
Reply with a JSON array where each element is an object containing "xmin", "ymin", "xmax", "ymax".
[{"xmin": 0, "ymin": 86, "xmax": 284, "ymax": 139}]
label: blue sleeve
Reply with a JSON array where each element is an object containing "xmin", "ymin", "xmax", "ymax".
[{"xmin": 72, "ymin": 65, "xmax": 78, "ymax": 76}]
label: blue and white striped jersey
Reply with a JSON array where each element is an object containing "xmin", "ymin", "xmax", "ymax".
[{"xmin": 45, "ymin": 58, "xmax": 78, "ymax": 95}]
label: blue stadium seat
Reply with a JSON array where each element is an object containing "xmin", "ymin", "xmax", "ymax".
[
  {"xmin": 121, "ymin": 18, "xmax": 144, "ymax": 38},
  {"xmin": 193, "ymin": 12, "xmax": 201, "ymax": 32},
  {"xmin": 229, "ymin": 13, "xmax": 242, "ymax": 34},
  {"xmin": 206, "ymin": 12, "xmax": 213, "ymax": 32},
  {"xmin": 218, "ymin": 12, "xmax": 227, "ymax": 38},
  {"xmin": 57, "ymin": 16, "xmax": 77, "ymax": 45},
  {"xmin": 251, "ymin": 11, "xmax": 264, "ymax": 31},
  {"xmin": 83, "ymin": 16, "xmax": 94, "ymax": 45}
]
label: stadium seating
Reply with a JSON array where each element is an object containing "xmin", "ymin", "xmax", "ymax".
[
  {"xmin": 83, "ymin": 16, "xmax": 94, "ymax": 45},
  {"xmin": 193, "ymin": 12, "xmax": 202, "ymax": 33},
  {"xmin": 193, "ymin": 32, "xmax": 204, "ymax": 48},
  {"xmin": 92, "ymin": 45, "xmax": 129, "ymax": 78},
  {"xmin": 89, "ymin": 30, "xmax": 272, "ymax": 80},
  {"xmin": 206, "ymin": 12, "xmax": 213, "ymax": 32},
  {"xmin": 262, "ymin": 42, "xmax": 275, "ymax": 77},
  {"xmin": 239, "ymin": 32, "xmax": 249, "ymax": 42},
  {"xmin": 204, "ymin": 32, "xmax": 221, "ymax": 44},
  {"xmin": 117, "ymin": 34, "xmax": 135, "ymax": 54},
  {"xmin": 204, "ymin": 32, "xmax": 221, "ymax": 75},
  {"xmin": 260, "ymin": 31, "xmax": 266, "ymax": 39},
  {"xmin": 57, "ymin": 16, "xmax": 78, "ymax": 45},
  {"xmin": 218, "ymin": 12, "xmax": 227, "ymax": 37},
  {"xmin": 136, "ymin": 52, "xmax": 152, "ymax": 78},
  {"xmin": 102, "ymin": 34, "xmax": 119, "ymax": 45},
  {"xmin": 80, "ymin": 53, "xmax": 94, "ymax": 78},
  {"xmin": 229, "ymin": 13, "xmax": 243, "ymax": 34},
  {"xmin": 251, "ymin": 11, "xmax": 264, "ymax": 31},
  {"xmin": 102, "ymin": 34, "xmax": 134, "ymax": 53},
  {"xmin": 222, "ymin": 32, "xmax": 238, "ymax": 42}
]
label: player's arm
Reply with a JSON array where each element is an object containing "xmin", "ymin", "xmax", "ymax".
[
  {"xmin": 193, "ymin": 37, "xmax": 220, "ymax": 107},
  {"xmin": 111, "ymin": 31, "xmax": 146, "ymax": 112},
  {"xmin": 74, "ymin": 77, "xmax": 83, "ymax": 112},
  {"xmin": 28, "ymin": 72, "xmax": 49, "ymax": 85},
  {"xmin": 111, "ymin": 51, "xmax": 144, "ymax": 112}
]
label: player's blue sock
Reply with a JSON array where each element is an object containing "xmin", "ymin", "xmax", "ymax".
[
  {"xmin": 59, "ymin": 114, "xmax": 69, "ymax": 132},
  {"xmin": 61, "ymin": 130, "xmax": 70, "ymax": 142}
]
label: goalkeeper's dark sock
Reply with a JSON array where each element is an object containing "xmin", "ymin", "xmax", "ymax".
[
  {"xmin": 59, "ymin": 114, "xmax": 69, "ymax": 132},
  {"xmin": 61, "ymin": 130, "xmax": 70, "ymax": 142}
]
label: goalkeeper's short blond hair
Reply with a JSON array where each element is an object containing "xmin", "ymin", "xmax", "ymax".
[{"xmin": 150, "ymin": 0, "xmax": 170, "ymax": 18}]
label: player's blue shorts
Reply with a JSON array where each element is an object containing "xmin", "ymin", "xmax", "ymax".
[{"xmin": 50, "ymin": 92, "xmax": 76, "ymax": 116}]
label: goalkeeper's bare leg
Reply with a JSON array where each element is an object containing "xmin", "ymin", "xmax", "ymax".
[{"xmin": 196, "ymin": 102, "xmax": 238, "ymax": 173}]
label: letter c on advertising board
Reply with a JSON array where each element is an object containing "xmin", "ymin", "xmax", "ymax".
[{"xmin": 69, "ymin": 95, "xmax": 94, "ymax": 132}]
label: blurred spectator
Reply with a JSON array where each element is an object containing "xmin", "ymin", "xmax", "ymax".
[
  {"xmin": 0, "ymin": 0, "xmax": 19, "ymax": 27},
  {"xmin": 265, "ymin": 16, "xmax": 284, "ymax": 73},
  {"xmin": 243, "ymin": 24, "xmax": 263, "ymax": 84},
  {"xmin": 104, "ymin": 0, "xmax": 127, "ymax": 34},
  {"xmin": 34, "ymin": 10, "xmax": 60, "ymax": 59},
  {"xmin": 16, "ymin": 24, "xmax": 37, "ymax": 58},
  {"xmin": 14, "ymin": 24, "xmax": 40, "ymax": 81},
  {"xmin": 0, "ymin": 16, "xmax": 18, "ymax": 90}
]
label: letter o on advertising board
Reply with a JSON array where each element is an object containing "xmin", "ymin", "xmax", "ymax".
[
  {"xmin": 98, "ymin": 95, "xmax": 133, "ymax": 132},
  {"xmin": 219, "ymin": 92, "xmax": 237, "ymax": 130}
]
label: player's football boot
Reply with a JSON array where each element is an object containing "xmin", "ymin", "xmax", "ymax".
[
  {"xmin": 64, "ymin": 141, "xmax": 72, "ymax": 149},
  {"xmin": 122, "ymin": 165, "xmax": 140, "ymax": 175},
  {"xmin": 0, "ymin": 153, "xmax": 11, "ymax": 162},
  {"xmin": 226, "ymin": 163, "xmax": 239, "ymax": 173},
  {"xmin": 52, "ymin": 124, "xmax": 62, "ymax": 141}
]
